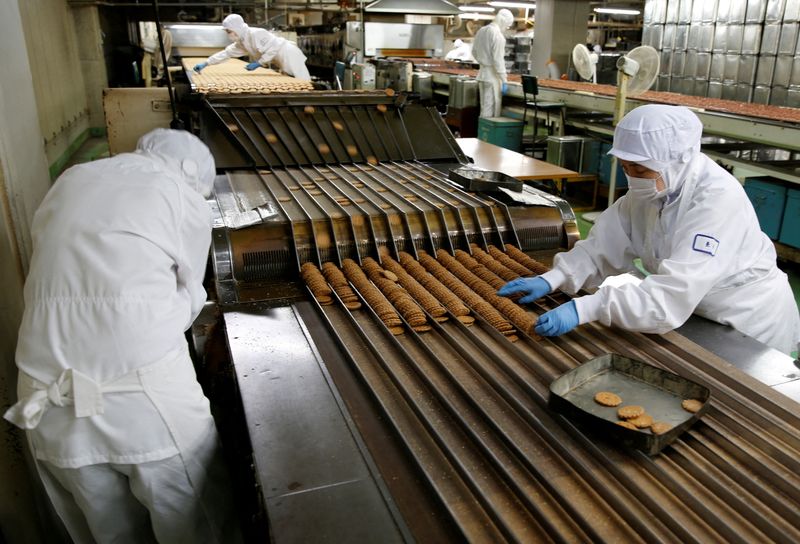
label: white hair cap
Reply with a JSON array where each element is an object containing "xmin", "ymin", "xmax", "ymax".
[
  {"xmin": 454, "ymin": 39, "xmax": 464, "ymax": 47},
  {"xmin": 136, "ymin": 128, "xmax": 216, "ymax": 198},
  {"xmin": 609, "ymin": 104, "xmax": 703, "ymax": 171},
  {"xmin": 494, "ymin": 9, "xmax": 514, "ymax": 30},
  {"xmin": 222, "ymin": 13, "xmax": 248, "ymax": 40}
]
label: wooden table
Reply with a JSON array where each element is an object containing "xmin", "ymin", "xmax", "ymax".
[
  {"xmin": 456, "ymin": 138, "xmax": 582, "ymax": 181},
  {"xmin": 456, "ymin": 138, "xmax": 597, "ymax": 210}
]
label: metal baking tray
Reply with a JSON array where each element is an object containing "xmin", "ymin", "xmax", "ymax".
[
  {"xmin": 548, "ymin": 353, "xmax": 711, "ymax": 455},
  {"xmin": 448, "ymin": 166, "xmax": 523, "ymax": 193}
]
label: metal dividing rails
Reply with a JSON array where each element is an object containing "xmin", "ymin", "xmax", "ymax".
[
  {"xmin": 301, "ymin": 266, "xmax": 800, "ymax": 543},
  {"xmin": 204, "ymin": 92, "xmax": 800, "ymax": 541},
  {"xmin": 200, "ymin": 93, "xmax": 467, "ymax": 169},
  {"xmin": 207, "ymin": 93, "xmax": 575, "ymax": 305}
]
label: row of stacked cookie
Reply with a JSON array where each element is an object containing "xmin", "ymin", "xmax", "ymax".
[{"xmin": 301, "ymin": 244, "xmax": 550, "ymax": 341}]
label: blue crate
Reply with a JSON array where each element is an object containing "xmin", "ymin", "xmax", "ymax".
[
  {"xmin": 478, "ymin": 116, "xmax": 523, "ymax": 152},
  {"xmin": 744, "ymin": 177, "xmax": 787, "ymax": 239},
  {"xmin": 598, "ymin": 143, "xmax": 627, "ymax": 187},
  {"xmin": 581, "ymin": 138, "xmax": 601, "ymax": 175},
  {"xmin": 779, "ymin": 188, "xmax": 800, "ymax": 248}
]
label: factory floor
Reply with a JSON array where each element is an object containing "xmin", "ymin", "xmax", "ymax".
[{"xmin": 61, "ymin": 135, "xmax": 109, "ymax": 172}]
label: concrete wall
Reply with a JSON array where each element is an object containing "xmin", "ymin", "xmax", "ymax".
[
  {"xmin": 18, "ymin": 0, "xmax": 91, "ymax": 171},
  {"xmin": 0, "ymin": 0, "xmax": 103, "ymax": 540},
  {"xmin": 72, "ymin": 6, "xmax": 108, "ymax": 131},
  {"xmin": 532, "ymin": 0, "xmax": 591, "ymax": 79}
]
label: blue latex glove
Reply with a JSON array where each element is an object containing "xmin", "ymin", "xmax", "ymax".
[
  {"xmin": 193, "ymin": 62, "xmax": 208, "ymax": 73},
  {"xmin": 497, "ymin": 277, "xmax": 551, "ymax": 304},
  {"xmin": 535, "ymin": 301, "xmax": 579, "ymax": 336},
  {"xmin": 245, "ymin": 61, "xmax": 261, "ymax": 71},
  {"xmin": 501, "ymin": 82, "xmax": 508, "ymax": 95}
]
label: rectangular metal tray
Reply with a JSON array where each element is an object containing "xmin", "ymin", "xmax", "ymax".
[
  {"xmin": 548, "ymin": 353, "xmax": 711, "ymax": 455},
  {"xmin": 448, "ymin": 166, "xmax": 523, "ymax": 193}
]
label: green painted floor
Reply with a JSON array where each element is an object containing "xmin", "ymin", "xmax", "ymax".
[{"xmin": 61, "ymin": 136, "xmax": 109, "ymax": 173}]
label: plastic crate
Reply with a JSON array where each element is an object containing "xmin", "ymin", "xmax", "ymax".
[
  {"xmin": 598, "ymin": 143, "xmax": 627, "ymax": 187},
  {"xmin": 744, "ymin": 177, "xmax": 787, "ymax": 239},
  {"xmin": 478, "ymin": 116, "xmax": 523, "ymax": 152},
  {"xmin": 779, "ymin": 188, "xmax": 800, "ymax": 248}
]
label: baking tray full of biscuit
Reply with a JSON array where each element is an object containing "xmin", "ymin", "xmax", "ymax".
[{"xmin": 548, "ymin": 353, "xmax": 711, "ymax": 455}]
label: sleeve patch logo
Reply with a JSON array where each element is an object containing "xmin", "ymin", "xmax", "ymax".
[{"xmin": 692, "ymin": 234, "xmax": 719, "ymax": 256}]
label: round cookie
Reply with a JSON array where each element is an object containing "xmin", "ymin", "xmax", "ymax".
[
  {"xmin": 617, "ymin": 405, "xmax": 645, "ymax": 420},
  {"xmin": 594, "ymin": 391, "xmax": 622, "ymax": 407},
  {"xmin": 682, "ymin": 399, "xmax": 703, "ymax": 413},
  {"xmin": 629, "ymin": 414, "xmax": 654, "ymax": 429},
  {"xmin": 650, "ymin": 422, "xmax": 672, "ymax": 435}
]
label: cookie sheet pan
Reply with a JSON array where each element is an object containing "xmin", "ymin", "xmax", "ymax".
[{"xmin": 548, "ymin": 353, "xmax": 711, "ymax": 455}]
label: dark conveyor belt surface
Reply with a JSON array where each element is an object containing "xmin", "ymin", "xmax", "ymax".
[{"xmin": 299, "ymin": 279, "xmax": 800, "ymax": 543}]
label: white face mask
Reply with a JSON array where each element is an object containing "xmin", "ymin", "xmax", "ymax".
[{"xmin": 625, "ymin": 174, "xmax": 665, "ymax": 202}]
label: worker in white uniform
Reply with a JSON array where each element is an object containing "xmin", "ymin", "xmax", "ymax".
[
  {"xmin": 194, "ymin": 13, "xmax": 311, "ymax": 81},
  {"xmin": 498, "ymin": 105, "xmax": 800, "ymax": 354},
  {"xmin": 4, "ymin": 129, "xmax": 240, "ymax": 542},
  {"xmin": 472, "ymin": 8, "xmax": 514, "ymax": 118},
  {"xmin": 445, "ymin": 38, "xmax": 474, "ymax": 62}
]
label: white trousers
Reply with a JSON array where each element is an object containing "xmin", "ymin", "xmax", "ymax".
[
  {"xmin": 478, "ymin": 78, "xmax": 502, "ymax": 118},
  {"xmin": 278, "ymin": 46, "xmax": 311, "ymax": 81},
  {"xmin": 36, "ymin": 429, "xmax": 240, "ymax": 544}
]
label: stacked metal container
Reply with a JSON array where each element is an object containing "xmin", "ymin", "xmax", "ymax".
[
  {"xmin": 642, "ymin": 0, "xmax": 800, "ymax": 107},
  {"xmin": 503, "ymin": 37, "xmax": 532, "ymax": 75}
]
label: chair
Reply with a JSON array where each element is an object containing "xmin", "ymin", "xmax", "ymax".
[{"xmin": 521, "ymin": 75, "xmax": 565, "ymax": 153}]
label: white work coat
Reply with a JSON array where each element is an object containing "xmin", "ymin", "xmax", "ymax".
[
  {"xmin": 541, "ymin": 153, "xmax": 800, "ymax": 353},
  {"xmin": 472, "ymin": 22, "xmax": 508, "ymax": 118},
  {"xmin": 9, "ymin": 151, "xmax": 215, "ymax": 467},
  {"xmin": 445, "ymin": 43, "xmax": 474, "ymax": 62},
  {"xmin": 208, "ymin": 26, "xmax": 311, "ymax": 80}
]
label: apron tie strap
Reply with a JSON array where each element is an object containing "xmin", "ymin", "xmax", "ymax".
[{"xmin": 4, "ymin": 365, "xmax": 147, "ymax": 430}]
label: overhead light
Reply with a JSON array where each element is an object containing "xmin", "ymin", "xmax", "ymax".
[
  {"xmin": 365, "ymin": 0, "xmax": 461, "ymax": 14},
  {"xmin": 459, "ymin": 12, "xmax": 496, "ymax": 19},
  {"xmin": 166, "ymin": 24, "xmax": 224, "ymax": 30},
  {"xmin": 488, "ymin": 1, "xmax": 536, "ymax": 8},
  {"xmin": 594, "ymin": 7, "xmax": 641, "ymax": 15},
  {"xmin": 459, "ymin": 5, "xmax": 495, "ymax": 12}
]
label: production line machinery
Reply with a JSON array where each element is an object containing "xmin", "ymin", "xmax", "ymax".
[{"xmin": 191, "ymin": 88, "xmax": 800, "ymax": 542}]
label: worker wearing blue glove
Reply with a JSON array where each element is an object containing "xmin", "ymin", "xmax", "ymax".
[
  {"xmin": 510, "ymin": 104, "xmax": 800, "ymax": 354},
  {"xmin": 193, "ymin": 62, "xmax": 207, "ymax": 73},
  {"xmin": 535, "ymin": 301, "xmax": 579, "ymax": 336},
  {"xmin": 473, "ymin": 9, "xmax": 514, "ymax": 118},
  {"xmin": 198, "ymin": 13, "xmax": 311, "ymax": 80},
  {"xmin": 501, "ymin": 82, "xmax": 508, "ymax": 95},
  {"xmin": 497, "ymin": 276, "xmax": 552, "ymax": 304}
]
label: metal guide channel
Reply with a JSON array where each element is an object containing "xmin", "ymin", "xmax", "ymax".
[
  {"xmin": 353, "ymin": 107, "xmax": 391, "ymax": 162},
  {"xmin": 407, "ymin": 160, "xmax": 508, "ymax": 250},
  {"xmin": 390, "ymin": 162, "xmax": 471, "ymax": 254},
  {"xmin": 298, "ymin": 255, "xmax": 800, "ymax": 542},
  {"xmin": 315, "ymin": 283, "xmax": 660, "ymax": 541},
  {"xmin": 313, "ymin": 299, "xmax": 506, "ymax": 541},
  {"xmin": 533, "ymin": 314, "xmax": 800, "ymax": 540},
  {"xmin": 319, "ymin": 288, "xmax": 559, "ymax": 541}
]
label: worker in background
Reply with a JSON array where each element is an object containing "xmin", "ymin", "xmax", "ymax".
[
  {"xmin": 4, "ymin": 129, "xmax": 240, "ymax": 542},
  {"xmin": 445, "ymin": 38, "xmax": 474, "ymax": 62},
  {"xmin": 194, "ymin": 13, "xmax": 311, "ymax": 81},
  {"xmin": 498, "ymin": 105, "xmax": 800, "ymax": 354},
  {"xmin": 472, "ymin": 8, "xmax": 514, "ymax": 118}
]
